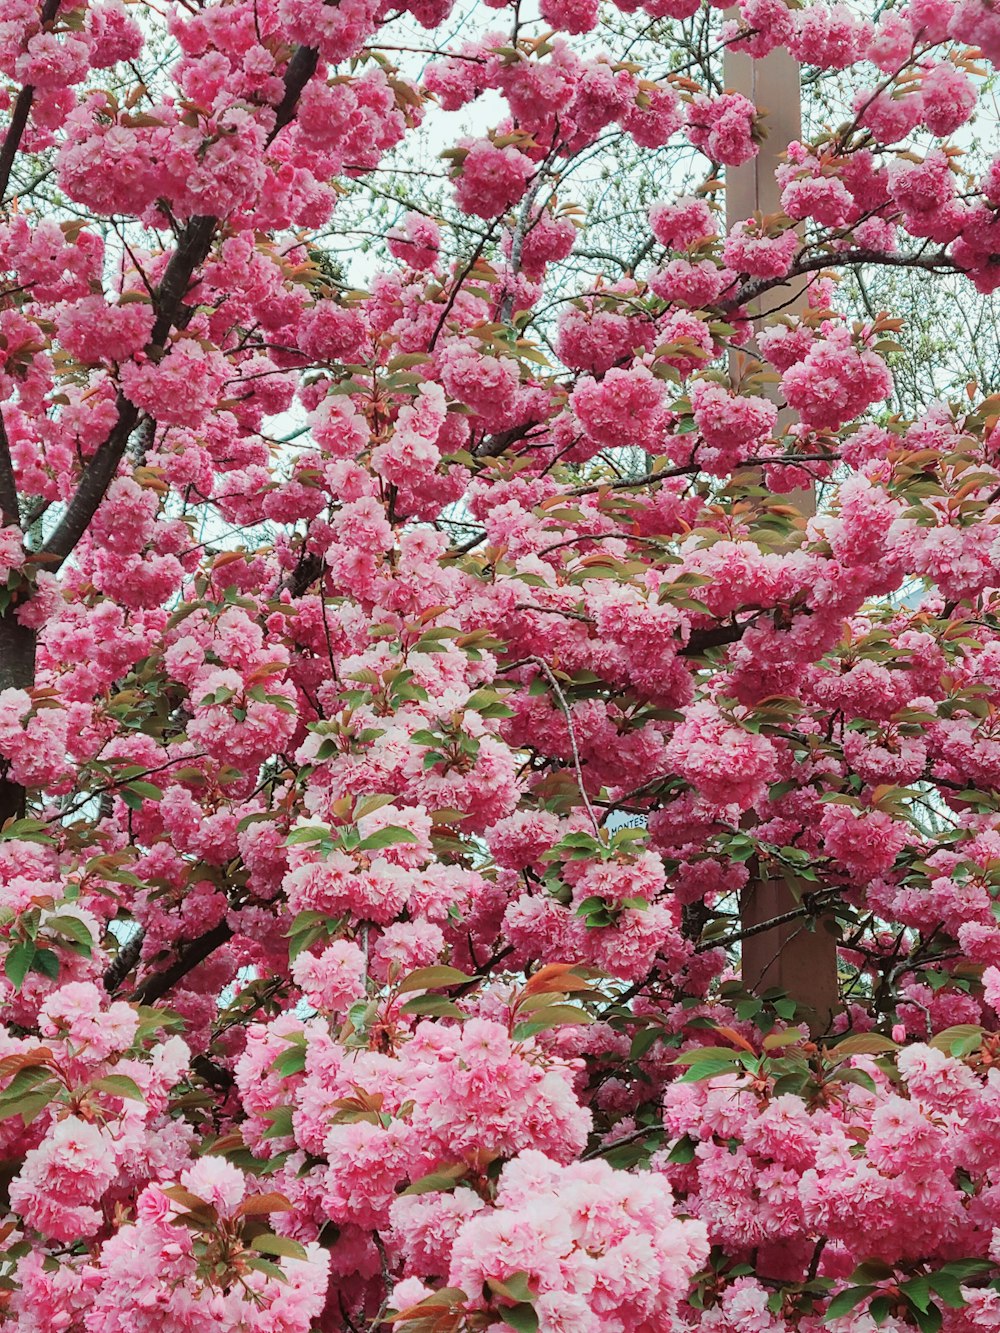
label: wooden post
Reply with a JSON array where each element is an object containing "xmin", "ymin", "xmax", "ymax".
[
  {"xmin": 724, "ymin": 43, "xmax": 801, "ymax": 240},
  {"xmin": 724, "ymin": 39, "xmax": 840, "ymax": 1033}
]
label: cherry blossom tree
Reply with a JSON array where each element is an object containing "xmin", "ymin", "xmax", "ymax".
[{"xmin": 4, "ymin": 0, "xmax": 1000, "ymax": 1329}]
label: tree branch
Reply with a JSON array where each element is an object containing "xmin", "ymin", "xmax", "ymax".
[
  {"xmin": 269, "ymin": 45, "xmax": 320, "ymax": 143},
  {"xmin": 38, "ymin": 396, "xmax": 142, "ymax": 569},
  {"xmin": 680, "ymin": 621, "xmax": 752, "ymax": 656},
  {"xmin": 695, "ymin": 888, "xmax": 841, "ymax": 953},
  {"xmin": 130, "ymin": 920, "xmax": 234, "ymax": 1006},
  {"xmin": 103, "ymin": 926, "xmax": 146, "ymax": 995},
  {"xmin": 730, "ymin": 247, "xmax": 956, "ymax": 313},
  {"xmin": 281, "ymin": 550, "xmax": 325, "ymax": 597},
  {"xmin": 526, "ymin": 656, "xmax": 602, "ymax": 835},
  {"xmin": 38, "ymin": 35, "xmax": 322, "ymax": 571},
  {"xmin": 0, "ymin": 0, "xmax": 62, "ymax": 206},
  {"xmin": 0, "ymin": 409, "xmax": 20, "ymax": 528}
]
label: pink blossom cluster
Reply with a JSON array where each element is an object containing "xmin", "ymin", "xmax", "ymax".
[{"xmin": 4, "ymin": 0, "xmax": 1000, "ymax": 1326}]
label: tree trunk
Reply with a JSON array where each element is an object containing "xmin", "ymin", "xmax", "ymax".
[{"xmin": 0, "ymin": 610, "xmax": 35, "ymax": 824}]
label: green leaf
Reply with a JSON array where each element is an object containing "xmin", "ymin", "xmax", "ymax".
[
  {"xmin": 288, "ymin": 923, "xmax": 326, "ymax": 963},
  {"xmin": 928, "ymin": 1272, "xmax": 966, "ymax": 1310},
  {"xmin": 352, "ymin": 794, "xmax": 397, "ymax": 819},
  {"xmin": 0, "ymin": 1080, "xmax": 58, "ymax": 1123},
  {"xmin": 287, "ymin": 910, "xmax": 332, "ymax": 936},
  {"xmin": 397, "ymin": 966, "xmax": 475, "ymax": 994},
  {"xmin": 0, "ymin": 1087, "xmax": 59, "ymax": 1125},
  {"xmin": 830, "ymin": 1033, "xmax": 899, "ymax": 1058},
  {"xmin": 667, "ymin": 1134, "xmax": 696, "ymax": 1164},
  {"xmin": 486, "ymin": 1273, "xmax": 537, "ymax": 1304},
  {"xmin": 501, "ymin": 1303, "xmax": 539, "ymax": 1332},
  {"xmin": 869, "ymin": 1295, "xmax": 893, "ymax": 1323},
  {"xmin": 271, "ymin": 1047, "xmax": 307, "ymax": 1079},
  {"xmin": 285, "ymin": 826, "xmax": 331, "ymax": 847},
  {"xmin": 356, "ymin": 826, "xmax": 421, "ymax": 852},
  {"xmin": 830, "ymin": 1067, "xmax": 876, "ymax": 1092},
  {"xmin": 851, "ymin": 1261, "xmax": 895, "ymax": 1284},
  {"xmin": 771, "ymin": 1072, "xmax": 809, "ymax": 1096},
  {"xmin": 123, "ymin": 781, "xmax": 164, "ymax": 801},
  {"xmin": 465, "ymin": 689, "xmax": 516, "ymax": 719},
  {"xmin": 512, "ymin": 1005, "xmax": 593, "ymax": 1039},
  {"xmin": 250, "ymin": 1233, "xmax": 308, "ymax": 1261},
  {"xmin": 825, "ymin": 1286, "xmax": 874, "ymax": 1321},
  {"xmin": 5, "ymin": 943, "xmax": 35, "ymax": 990},
  {"xmin": 401, "ymin": 1164, "xmax": 468, "ymax": 1196},
  {"xmin": 601, "ymin": 1127, "xmax": 663, "ymax": 1168},
  {"xmin": 45, "ymin": 915, "xmax": 94, "ymax": 949},
  {"xmin": 92, "ymin": 1074, "xmax": 145, "ymax": 1102},
  {"xmin": 928, "ymin": 1025, "xmax": 984, "ymax": 1056},
  {"xmin": 902, "ymin": 1274, "xmax": 932, "ymax": 1313},
  {"xmin": 939, "ymin": 1260, "xmax": 992, "ymax": 1280},
  {"xmin": 912, "ymin": 1302, "xmax": 942, "ymax": 1333},
  {"xmin": 400, "ymin": 994, "xmax": 466, "ymax": 1018},
  {"xmin": 629, "ymin": 1026, "xmax": 663, "ymax": 1060},
  {"xmin": 672, "ymin": 1048, "xmax": 741, "ymax": 1083},
  {"xmin": 0, "ymin": 818, "xmax": 56, "ymax": 844},
  {"xmin": 0, "ymin": 1065, "xmax": 54, "ymax": 1102},
  {"xmin": 31, "ymin": 949, "xmax": 60, "ymax": 981},
  {"xmin": 262, "ymin": 1105, "xmax": 294, "ymax": 1140},
  {"xmin": 244, "ymin": 1256, "xmax": 289, "ymax": 1284}
]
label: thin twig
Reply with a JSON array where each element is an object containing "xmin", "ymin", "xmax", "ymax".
[
  {"xmin": 526, "ymin": 657, "xmax": 601, "ymax": 835},
  {"xmin": 697, "ymin": 888, "xmax": 842, "ymax": 953}
]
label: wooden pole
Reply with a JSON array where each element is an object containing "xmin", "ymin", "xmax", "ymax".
[{"xmin": 724, "ymin": 39, "xmax": 840, "ymax": 1033}]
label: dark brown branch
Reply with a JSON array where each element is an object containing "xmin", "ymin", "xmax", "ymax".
[
  {"xmin": 476, "ymin": 421, "xmax": 546, "ymax": 459},
  {"xmin": 38, "ymin": 394, "xmax": 142, "ymax": 569},
  {"xmin": 0, "ymin": 606, "xmax": 37, "ymax": 824},
  {"xmin": 103, "ymin": 926, "xmax": 146, "ymax": 995},
  {"xmin": 190, "ymin": 1052, "xmax": 235, "ymax": 1091},
  {"xmin": 39, "ymin": 31, "xmax": 322, "ymax": 571},
  {"xmin": 695, "ymin": 888, "xmax": 842, "ymax": 953},
  {"xmin": 148, "ymin": 213, "xmax": 218, "ymax": 345},
  {"xmin": 0, "ymin": 409, "xmax": 20, "ymax": 528},
  {"xmin": 499, "ymin": 171, "xmax": 549, "ymax": 324},
  {"xmin": 281, "ymin": 550, "xmax": 324, "ymax": 597},
  {"xmin": 40, "ymin": 208, "xmax": 217, "ymax": 569},
  {"xmin": 269, "ymin": 45, "xmax": 320, "ymax": 142},
  {"xmin": 429, "ymin": 227, "xmax": 496, "ymax": 352},
  {"xmin": 680, "ymin": 620, "xmax": 752, "ymax": 656},
  {"xmin": 0, "ymin": 0, "xmax": 62, "ymax": 206},
  {"xmin": 514, "ymin": 603, "xmax": 592, "ymax": 622},
  {"xmin": 730, "ymin": 247, "xmax": 956, "ymax": 313},
  {"xmin": 130, "ymin": 920, "xmax": 234, "ymax": 1006},
  {"xmin": 568, "ymin": 454, "xmax": 839, "ymax": 497}
]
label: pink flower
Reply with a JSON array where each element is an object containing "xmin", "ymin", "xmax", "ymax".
[
  {"xmin": 664, "ymin": 702, "xmax": 778, "ymax": 810},
  {"xmin": 649, "ymin": 198, "xmax": 716, "ymax": 250},
  {"xmin": 56, "ymin": 295, "xmax": 155, "ymax": 365},
  {"xmin": 388, "ymin": 212, "xmax": 442, "ymax": 269},
  {"xmin": 781, "ymin": 327, "xmax": 893, "ymax": 429},
  {"xmin": 571, "ymin": 365, "xmax": 666, "ymax": 450},
  {"xmin": 820, "ymin": 803, "xmax": 908, "ymax": 878},
  {"xmin": 453, "ymin": 139, "xmax": 534, "ymax": 218},
  {"xmin": 292, "ymin": 938, "xmax": 365, "ymax": 1014},
  {"xmin": 10, "ymin": 1117, "xmax": 117, "ymax": 1241},
  {"xmin": 687, "ymin": 92, "xmax": 758, "ymax": 166}
]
